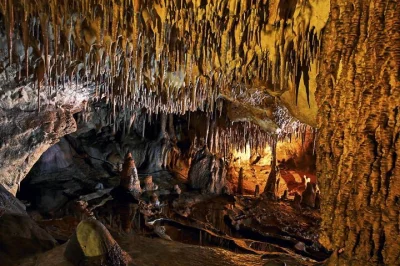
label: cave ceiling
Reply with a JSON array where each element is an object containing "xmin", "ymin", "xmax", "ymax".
[{"xmin": 0, "ymin": 0, "xmax": 330, "ymax": 135}]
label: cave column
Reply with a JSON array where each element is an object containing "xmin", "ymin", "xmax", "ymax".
[
  {"xmin": 159, "ymin": 112, "xmax": 168, "ymax": 139},
  {"xmin": 316, "ymin": 0, "xmax": 400, "ymax": 264}
]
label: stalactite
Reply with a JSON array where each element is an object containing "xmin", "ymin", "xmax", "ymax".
[
  {"xmin": 142, "ymin": 113, "xmax": 146, "ymax": 138},
  {"xmin": 312, "ymin": 128, "xmax": 317, "ymax": 155},
  {"xmin": 22, "ymin": 9, "xmax": 29, "ymax": 81},
  {"xmin": 159, "ymin": 112, "xmax": 167, "ymax": 139},
  {"xmin": 205, "ymin": 115, "xmax": 210, "ymax": 149},
  {"xmin": 7, "ymin": 0, "xmax": 14, "ymax": 66},
  {"xmin": 0, "ymin": 0, "xmax": 325, "ymax": 168}
]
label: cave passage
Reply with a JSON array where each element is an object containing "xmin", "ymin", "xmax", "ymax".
[{"xmin": 10, "ymin": 108, "xmax": 328, "ymax": 266}]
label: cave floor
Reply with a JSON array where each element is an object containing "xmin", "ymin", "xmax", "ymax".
[
  {"xmin": 14, "ymin": 139, "xmax": 326, "ymax": 265},
  {"xmin": 18, "ymin": 234, "xmax": 265, "ymax": 266},
  {"xmin": 17, "ymin": 191, "xmax": 328, "ymax": 266}
]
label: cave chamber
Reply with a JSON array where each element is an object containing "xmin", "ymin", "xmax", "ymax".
[{"xmin": 0, "ymin": 0, "xmax": 398, "ymax": 266}]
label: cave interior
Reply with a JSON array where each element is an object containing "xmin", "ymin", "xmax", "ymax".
[{"xmin": 0, "ymin": 0, "xmax": 399, "ymax": 266}]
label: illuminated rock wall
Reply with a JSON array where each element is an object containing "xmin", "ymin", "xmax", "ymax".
[{"xmin": 316, "ymin": 0, "xmax": 400, "ymax": 264}]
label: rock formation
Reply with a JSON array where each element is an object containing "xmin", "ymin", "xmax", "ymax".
[
  {"xmin": 254, "ymin": 184, "xmax": 260, "ymax": 197},
  {"xmin": 301, "ymin": 182, "xmax": 316, "ymax": 208},
  {"xmin": 120, "ymin": 153, "xmax": 138, "ymax": 191},
  {"xmin": 292, "ymin": 193, "xmax": 302, "ymax": 210},
  {"xmin": 315, "ymin": 190, "xmax": 321, "ymax": 210},
  {"xmin": 275, "ymin": 172, "xmax": 289, "ymax": 200},
  {"xmin": 0, "ymin": 0, "xmax": 321, "ymax": 195},
  {"xmin": 131, "ymin": 177, "xmax": 142, "ymax": 199},
  {"xmin": 264, "ymin": 137, "xmax": 278, "ymax": 198},
  {"xmin": 0, "ymin": 184, "xmax": 26, "ymax": 215},
  {"xmin": 143, "ymin": 175, "xmax": 159, "ymax": 192},
  {"xmin": 316, "ymin": 0, "xmax": 400, "ymax": 264},
  {"xmin": 173, "ymin": 184, "xmax": 181, "ymax": 195},
  {"xmin": 0, "ymin": 185, "xmax": 58, "ymax": 262},
  {"xmin": 0, "ymin": 107, "xmax": 78, "ymax": 195},
  {"xmin": 64, "ymin": 219, "xmax": 133, "ymax": 265},
  {"xmin": 188, "ymin": 146, "xmax": 227, "ymax": 194}
]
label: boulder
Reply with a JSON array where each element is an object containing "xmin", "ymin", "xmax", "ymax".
[
  {"xmin": 0, "ymin": 184, "xmax": 57, "ymax": 261},
  {"xmin": 64, "ymin": 219, "xmax": 133, "ymax": 265},
  {"xmin": 0, "ymin": 212, "xmax": 58, "ymax": 259},
  {"xmin": 0, "ymin": 184, "xmax": 26, "ymax": 214}
]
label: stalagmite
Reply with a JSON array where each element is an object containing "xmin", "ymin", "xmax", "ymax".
[
  {"xmin": 6, "ymin": 0, "xmax": 13, "ymax": 66},
  {"xmin": 263, "ymin": 136, "xmax": 277, "ymax": 199},
  {"xmin": 254, "ymin": 185, "xmax": 260, "ymax": 197},
  {"xmin": 120, "ymin": 153, "xmax": 138, "ymax": 191},
  {"xmin": 301, "ymin": 182, "xmax": 316, "ymax": 208},
  {"xmin": 237, "ymin": 167, "xmax": 244, "ymax": 195}
]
